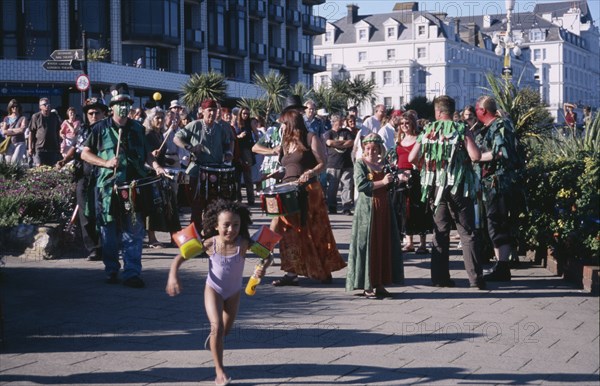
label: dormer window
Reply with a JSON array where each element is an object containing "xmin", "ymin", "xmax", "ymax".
[
  {"xmin": 530, "ymin": 29, "xmax": 545, "ymax": 42},
  {"xmin": 418, "ymin": 25, "xmax": 426, "ymax": 36},
  {"xmin": 359, "ymin": 29, "xmax": 367, "ymax": 40},
  {"xmin": 324, "ymin": 31, "xmax": 333, "ymax": 43},
  {"xmin": 383, "ymin": 17, "xmax": 401, "ymax": 41}
]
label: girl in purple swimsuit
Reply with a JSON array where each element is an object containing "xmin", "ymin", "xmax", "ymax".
[{"xmin": 166, "ymin": 199, "xmax": 271, "ymax": 386}]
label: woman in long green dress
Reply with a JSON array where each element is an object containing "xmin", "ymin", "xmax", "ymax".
[{"xmin": 346, "ymin": 133, "xmax": 405, "ymax": 298}]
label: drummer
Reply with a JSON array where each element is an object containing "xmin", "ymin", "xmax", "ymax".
[
  {"xmin": 174, "ymin": 98, "xmax": 234, "ymax": 230},
  {"xmin": 81, "ymin": 83, "xmax": 165, "ymax": 289}
]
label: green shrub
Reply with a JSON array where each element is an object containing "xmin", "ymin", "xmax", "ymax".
[{"xmin": 0, "ymin": 162, "xmax": 76, "ymax": 228}]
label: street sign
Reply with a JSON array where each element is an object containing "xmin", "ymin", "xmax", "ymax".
[
  {"xmin": 76, "ymin": 74, "xmax": 90, "ymax": 91},
  {"xmin": 50, "ymin": 49, "xmax": 84, "ymax": 61},
  {"xmin": 42, "ymin": 60, "xmax": 82, "ymax": 71}
]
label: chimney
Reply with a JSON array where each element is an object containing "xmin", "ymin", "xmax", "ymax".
[
  {"xmin": 347, "ymin": 4, "xmax": 359, "ymax": 24},
  {"xmin": 454, "ymin": 18, "xmax": 460, "ymax": 40}
]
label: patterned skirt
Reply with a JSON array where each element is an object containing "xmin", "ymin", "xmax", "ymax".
[{"xmin": 270, "ymin": 180, "xmax": 346, "ymax": 281}]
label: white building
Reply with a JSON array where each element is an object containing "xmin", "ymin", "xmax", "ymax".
[
  {"xmin": 0, "ymin": 0, "xmax": 327, "ymax": 115},
  {"xmin": 314, "ymin": 1, "xmax": 599, "ymax": 123}
]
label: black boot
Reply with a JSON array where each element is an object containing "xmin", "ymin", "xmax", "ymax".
[{"xmin": 483, "ymin": 261, "xmax": 511, "ymax": 281}]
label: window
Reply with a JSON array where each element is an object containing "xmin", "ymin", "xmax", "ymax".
[
  {"xmin": 210, "ymin": 57, "xmax": 223, "ymax": 73},
  {"xmin": 320, "ymin": 75, "xmax": 329, "ymax": 85},
  {"xmin": 383, "ymin": 71, "xmax": 392, "ymax": 85},
  {"xmin": 387, "ymin": 49, "xmax": 395, "ymax": 60},
  {"xmin": 325, "ymin": 31, "xmax": 332, "ymax": 43},
  {"xmin": 399, "ymin": 96, "xmax": 404, "ymax": 106},
  {"xmin": 417, "ymin": 47, "xmax": 426, "ymax": 58},
  {"xmin": 371, "ymin": 71, "xmax": 376, "ymax": 82},
  {"xmin": 530, "ymin": 30, "xmax": 545, "ymax": 42},
  {"xmin": 359, "ymin": 29, "xmax": 367, "ymax": 40},
  {"xmin": 387, "ymin": 27, "xmax": 395, "ymax": 38},
  {"xmin": 418, "ymin": 25, "xmax": 426, "ymax": 36},
  {"xmin": 384, "ymin": 97, "xmax": 392, "ymax": 109},
  {"xmin": 356, "ymin": 74, "xmax": 365, "ymax": 81},
  {"xmin": 453, "ymin": 69, "xmax": 460, "ymax": 82},
  {"xmin": 398, "ymin": 70, "xmax": 404, "ymax": 83},
  {"xmin": 358, "ymin": 51, "xmax": 366, "ymax": 62},
  {"xmin": 533, "ymin": 49, "xmax": 541, "ymax": 61},
  {"xmin": 324, "ymin": 53, "xmax": 332, "ymax": 66}
]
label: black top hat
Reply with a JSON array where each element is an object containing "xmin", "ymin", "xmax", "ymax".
[
  {"xmin": 281, "ymin": 95, "xmax": 304, "ymax": 113},
  {"xmin": 83, "ymin": 97, "xmax": 109, "ymax": 113},
  {"xmin": 109, "ymin": 83, "xmax": 134, "ymax": 106}
]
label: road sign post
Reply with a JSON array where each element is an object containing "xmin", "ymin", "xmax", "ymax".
[{"xmin": 50, "ymin": 49, "xmax": 84, "ymax": 61}]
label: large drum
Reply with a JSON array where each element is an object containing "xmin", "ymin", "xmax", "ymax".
[
  {"xmin": 260, "ymin": 182, "xmax": 300, "ymax": 217},
  {"xmin": 116, "ymin": 175, "xmax": 165, "ymax": 215},
  {"xmin": 196, "ymin": 164, "xmax": 236, "ymax": 201},
  {"xmin": 164, "ymin": 167, "xmax": 190, "ymax": 185}
]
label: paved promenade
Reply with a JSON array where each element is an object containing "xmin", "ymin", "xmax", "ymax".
[{"xmin": 1, "ymin": 207, "xmax": 599, "ymax": 385}]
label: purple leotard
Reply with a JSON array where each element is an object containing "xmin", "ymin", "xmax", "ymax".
[{"xmin": 206, "ymin": 237, "xmax": 246, "ymax": 300}]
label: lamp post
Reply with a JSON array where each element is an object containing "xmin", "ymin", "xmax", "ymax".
[{"xmin": 492, "ymin": 0, "xmax": 522, "ymax": 78}]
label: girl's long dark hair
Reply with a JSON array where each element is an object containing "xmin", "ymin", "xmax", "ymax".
[
  {"xmin": 280, "ymin": 110, "xmax": 309, "ymax": 153},
  {"xmin": 202, "ymin": 199, "xmax": 252, "ymax": 241}
]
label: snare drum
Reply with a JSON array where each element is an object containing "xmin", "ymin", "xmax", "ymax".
[
  {"xmin": 197, "ymin": 164, "xmax": 236, "ymax": 201},
  {"xmin": 260, "ymin": 183, "xmax": 300, "ymax": 217},
  {"xmin": 116, "ymin": 175, "xmax": 164, "ymax": 215},
  {"xmin": 164, "ymin": 167, "xmax": 190, "ymax": 185}
]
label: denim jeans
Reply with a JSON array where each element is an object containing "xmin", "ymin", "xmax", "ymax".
[
  {"xmin": 326, "ymin": 167, "xmax": 354, "ymax": 210},
  {"xmin": 100, "ymin": 212, "xmax": 145, "ymax": 279}
]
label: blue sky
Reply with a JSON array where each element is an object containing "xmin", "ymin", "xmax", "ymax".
[{"xmin": 316, "ymin": 0, "xmax": 600, "ymax": 22}]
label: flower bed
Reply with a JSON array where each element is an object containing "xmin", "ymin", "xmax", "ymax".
[{"xmin": 0, "ymin": 162, "xmax": 76, "ymax": 258}]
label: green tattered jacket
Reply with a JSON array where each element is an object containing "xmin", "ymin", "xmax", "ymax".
[
  {"xmin": 417, "ymin": 120, "xmax": 478, "ymax": 208},
  {"xmin": 84, "ymin": 118, "xmax": 149, "ymax": 225}
]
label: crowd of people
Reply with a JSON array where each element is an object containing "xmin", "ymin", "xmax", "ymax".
[{"xmin": 4, "ymin": 84, "xmax": 589, "ymax": 385}]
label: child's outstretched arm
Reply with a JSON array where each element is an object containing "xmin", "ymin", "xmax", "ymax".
[{"xmin": 166, "ymin": 254, "xmax": 186, "ymax": 296}]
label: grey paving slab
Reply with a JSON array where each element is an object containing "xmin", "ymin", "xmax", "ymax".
[{"xmin": 1, "ymin": 207, "xmax": 599, "ymax": 385}]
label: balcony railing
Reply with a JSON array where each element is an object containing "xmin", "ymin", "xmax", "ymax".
[
  {"xmin": 250, "ymin": 43, "xmax": 267, "ymax": 60},
  {"xmin": 302, "ymin": 0, "xmax": 326, "ymax": 5},
  {"xmin": 302, "ymin": 53, "xmax": 325, "ymax": 72},
  {"xmin": 184, "ymin": 29, "xmax": 204, "ymax": 49},
  {"xmin": 268, "ymin": 4, "xmax": 284, "ymax": 23},
  {"xmin": 286, "ymin": 9, "xmax": 301, "ymax": 27},
  {"xmin": 302, "ymin": 14, "xmax": 326, "ymax": 35},
  {"xmin": 249, "ymin": 0, "xmax": 266, "ymax": 18},
  {"xmin": 269, "ymin": 46, "xmax": 285, "ymax": 64},
  {"xmin": 287, "ymin": 50, "xmax": 302, "ymax": 67}
]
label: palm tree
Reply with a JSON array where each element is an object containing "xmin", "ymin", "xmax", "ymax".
[
  {"xmin": 289, "ymin": 82, "xmax": 313, "ymax": 102},
  {"xmin": 484, "ymin": 72, "xmax": 554, "ymax": 139},
  {"xmin": 347, "ymin": 77, "xmax": 378, "ymax": 108},
  {"xmin": 238, "ymin": 97, "xmax": 267, "ymax": 118},
  {"xmin": 253, "ymin": 71, "xmax": 288, "ymax": 122},
  {"xmin": 181, "ymin": 72, "xmax": 228, "ymax": 110},
  {"xmin": 312, "ymin": 83, "xmax": 346, "ymax": 114}
]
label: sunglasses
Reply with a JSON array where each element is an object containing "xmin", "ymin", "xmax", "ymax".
[
  {"xmin": 87, "ymin": 111, "xmax": 101, "ymax": 116},
  {"xmin": 40, "ymin": 103, "xmax": 49, "ymax": 107}
]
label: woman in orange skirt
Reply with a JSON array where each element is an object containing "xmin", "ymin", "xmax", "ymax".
[{"xmin": 269, "ymin": 109, "xmax": 346, "ymax": 286}]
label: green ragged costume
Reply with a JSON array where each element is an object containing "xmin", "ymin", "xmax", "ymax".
[
  {"xmin": 418, "ymin": 120, "xmax": 478, "ymax": 207},
  {"xmin": 84, "ymin": 118, "xmax": 149, "ymax": 225},
  {"xmin": 474, "ymin": 118, "xmax": 523, "ymax": 202}
]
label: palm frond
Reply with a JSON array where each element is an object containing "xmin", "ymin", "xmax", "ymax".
[
  {"xmin": 253, "ymin": 71, "xmax": 288, "ymax": 119},
  {"xmin": 181, "ymin": 72, "xmax": 228, "ymax": 110}
]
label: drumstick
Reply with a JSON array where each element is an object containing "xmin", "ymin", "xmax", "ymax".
[
  {"xmin": 113, "ymin": 128, "xmax": 123, "ymax": 177},
  {"xmin": 157, "ymin": 128, "xmax": 173, "ymax": 154}
]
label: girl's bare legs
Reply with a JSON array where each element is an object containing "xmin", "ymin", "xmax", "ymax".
[{"xmin": 204, "ymin": 286, "xmax": 241, "ymax": 383}]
